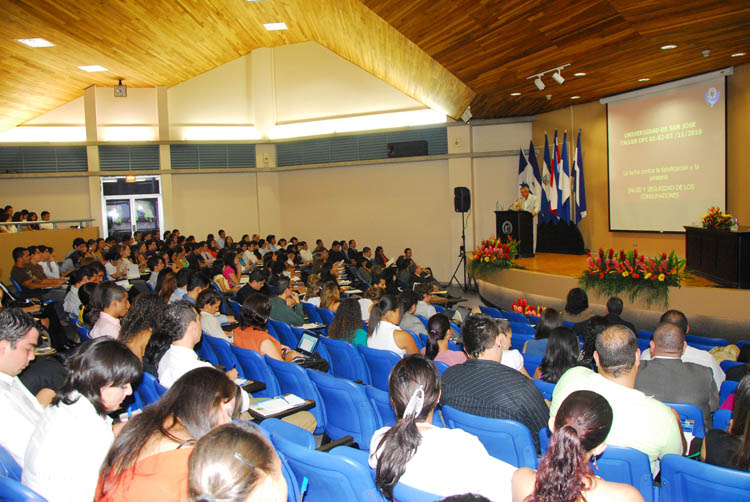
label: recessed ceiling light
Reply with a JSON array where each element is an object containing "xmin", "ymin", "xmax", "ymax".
[
  {"xmin": 731, "ymin": 52, "xmax": 746, "ymax": 57},
  {"xmin": 78, "ymin": 65, "xmax": 108, "ymax": 72},
  {"xmin": 570, "ymin": 96, "xmax": 581, "ymax": 100},
  {"xmin": 638, "ymin": 78, "xmax": 650, "ymax": 82},
  {"xmin": 264, "ymin": 22, "xmax": 288, "ymax": 31},
  {"xmin": 661, "ymin": 44, "xmax": 678, "ymax": 50},
  {"xmin": 510, "ymin": 92, "xmax": 521, "ymax": 96},
  {"xmin": 17, "ymin": 38, "xmax": 55, "ymax": 48},
  {"xmin": 573, "ymin": 72, "xmax": 586, "ymax": 77}
]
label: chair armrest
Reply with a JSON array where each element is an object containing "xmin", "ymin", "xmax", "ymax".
[{"xmin": 317, "ymin": 435, "xmax": 355, "ymax": 452}]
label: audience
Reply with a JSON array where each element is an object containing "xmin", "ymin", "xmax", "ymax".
[
  {"xmin": 414, "ymin": 282, "xmax": 437, "ymax": 319},
  {"xmin": 358, "ymin": 284, "xmax": 382, "ymax": 321},
  {"xmin": 562, "ymin": 287, "xmax": 591, "ymax": 323},
  {"xmin": 23, "ymin": 338, "xmax": 141, "ymax": 502},
  {"xmin": 63, "ymin": 265, "xmax": 96, "ymax": 318},
  {"xmin": 268, "ymin": 276, "xmax": 304, "ymax": 327},
  {"xmin": 236, "ymin": 269, "xmax": 270, "ymax": 305},
  {"xmin": 319, "ymin": 281, "xmax": 341, "ymax": 311},
  {"xmin": 369, "ymin": 355, "xmax": 515, "ymax": 500},
  {"xmin": 702, "ymin": 374, "xmax": 750, "ymax": 471},
  {"xmin": 602, "ymin": 296, "xmax": 637, "ymax": 334},
  {"xmin": 327, "ymin": 298, "xmax": 368, "ymax": 346},
  {"xmin": 398, "ymin": 290, "xmax": 428, "ymax": 336},
  {"xmin": 441, "ymin": 314, "xmax": 548, "ymax": 448},
  {"xmin": 88, "ymin": 282, "xmax": 130, "ymax": 340},
  {"xmin": 534, "ymin": 326, "xmax": 581, "ymax": 383},
  {"xmin": 512, "ymin": 390, "xmax": 643, "ymax": 502},
  {"xmin": 635, "ymin": 322, "xmax": 719, "ymax": 430},
  {"xmin": 233, "ymin": 294, "xmax": 304, "ymax": 363},
  {"xmin": 96, "ymin": 367, "xmax": 240, "ymax": 502},
  {"xmin": 524, "ymin": 307, "xmax": 563, "ymax": 356},
  {"xmin": 422, "ymin": 314, "xmax": 466, "ymax": 366},
  {"xmin": 550, "ymin": 324, "xmax": 685, "ymax": 475},
  {"xmin": 188, "ymin": 421, "xmax": 287, "ymax": 502},
  {"xmin": 495, "ymin": 319, "xmax": 529, "ymax": 376},
  {"xmin": 197, "ymin": 289, "xmax": 233, "ymax": 343},
  {"xmin": 367, "ymin": 295, "xmax": 419, "ymax": 356},
  {"xmin": 119, "ymin": 292, "xmax": 164, "ymax": 361}
]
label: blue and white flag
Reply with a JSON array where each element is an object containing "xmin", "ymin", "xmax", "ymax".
[
  {"xmin": 559, "ymin": 131, "xmax": 572, "ymax": 223},
  {"xmin": 574, "ymin": 129, "xmax": 587, "ymax": 223},
  {"xmin": 541, "ymin": 134, "xmax": 556, "ymax": 223},
  {"xmin": 517, "ymin": 148, "xmax": 530, "ymax": 191},
  {"xmin": 527, "ymin": 140, "xmax": 542, "ymax": 199}
]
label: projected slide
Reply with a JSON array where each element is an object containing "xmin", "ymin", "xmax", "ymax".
[{"xmin": 607, "ymin": 77, "xmax": 726, "ymax": 232}]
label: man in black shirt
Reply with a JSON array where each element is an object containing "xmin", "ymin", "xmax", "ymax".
[
  {"xmin": 235, "ymin": 269, "xmax": 273, "ymax": 306},
  {"xmin": 441, "ymin": 313, "xmax": 549, "ymax": 449},
  {"xmin": 327, "ymin": 241, "xmax": 346, "ymax": 264}
]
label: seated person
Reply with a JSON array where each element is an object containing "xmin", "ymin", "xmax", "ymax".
[
  {"xmin": 524, "ymin": 308, "xmax": 563, "ymax": 356},
  {"xmin": 96, "ymin": 368, "xmax": 240, "ymax": 502},
  {"xmin": 562, "ymin": 287, "xmax": 592, "ymax": 323},
  {"xmin": 182, "ymin": 272, "xmax": 210, "ymax": 305},
  {"xmin": 119, "ymin": 292, "xmax": 164, "ymax": 361},
  {"xmin": 221, "ymin": 252, "xmax": 242, "ymax": 288},
  {"xmin": 369, "ymin": 355, "xmax": 515, "ymax": 500},
  {"xmin": 702, "ymin": 373, "xmax": 750, "ymax": 471},
  {"xmin": 104, "ymin": 248, "xmax": 127, "ymax": 280},
  {"xmin": 414, "ymin": 282, "xmax": 437, "ymax": 319},
  {"xmin": 302, "ymin": 274, "xmax": 322, "ymax": 307},
  {"xmin": 358, "ymin": 285, "xmax": 383, "ymax": 322},
  {"xmin": 198, "ymin": 289, "xmax": 233, "ymax": 343},
  {"xmin": 319, "ymin": 281, "xmax": 341, "ymax": 312},
  {"xmin": 268, "ymin": 276, "xmax": 304, "ymax": 327},
  {"xmin": 87, "ymin": 282, "xmax": 130, "ymax": 340},
  {"xmin": 421, "ymin": 314, "xmax": 466, "ymax": 366},
  {"xmin": 23, "ymin": 338, "xmax": 141, "ymax": 502},
  {"xmin": 233, "ymin": 294, "xmax": 305, "ymax": 363},
  {"xmin": 327, "ymin": 298, "xmax": 368, "ymax": 347},
  {"xmin": 512, "ymin": 390, "xmax": 643, "ymax": 501},
  {"xmin": 366, "ymin": 295, "xmax": 419, "ymax": 356},
  {"xmin": 169, "ymin": 268, "xmax": 192, "ymax": 304},
  {"xmin": 236, "ymin": 269, "xmax": 272, "ymax": 306},
  {"xmin": 146, "ymin": 257, "xmax": 165, "ymax": 290},
  {"xmin": 10, "ymin": 247, "xmax": 65, "ymax": 302},
  {"xmin": 550, "ymin": 324, "xmax": 685, "ymax": 475},
  {"xmin": 398, "ymin": 290, "xmax": 428, "ymax": 336},
  {"xmin": 188, "ymin": 421, "xmax": 287, "ymax": 502},
  {"xmin": 534, "ymin": 327, "xmax": 581, "ymax": 383},
  {"xmin": 495, "ymin": 319, "xmax": 529, "ymax": 376},
  {"xmin": 63, "ymin": 265, "xmax": 96, "ymax": 319}
]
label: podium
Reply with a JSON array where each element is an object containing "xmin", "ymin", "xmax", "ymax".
[
  {"xmin": 495, "ymin": 210, "xmax": 534, "ymax": 257},
  {"xmin": 684, "ymin": 226, "xmax": 750, "ymax": 288}
]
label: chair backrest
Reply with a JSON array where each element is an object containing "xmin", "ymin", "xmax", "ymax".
[
  {"xmin": 270, "ymin": 434, "xmax": 381, "ymax": 502},
  {"xmin": 9, "ymin": 277, "xmax": 23, "ymax": 294},
  {"xmin": 301, "ymin": 302, "xmax": 324, "ymax": 324},
  {"xmin": 265, "ymin": 357, "xmax": 327, "ymax": 435},
  {"xmin": 720, "ymin": 360, "xmax": 745, "ymax": 372},
  {"xmin": 307, "ymin": 369, "xmax": 379, "ymax": 449},
  {"xmin": 526, "ymin": 314, "xmax": 540, "ymax": 324},
  {"xmin": 686, "ymin": 334, "xmax": 729, "ymax": 348},
  {"xmin": 0, "ymin": 476, "xmax": 48, "ymax": 502},
  {"xmin": 268, "ymin": 320, "xmax": 301, "ymax": 348},
  {"xmin": 479, "ymin": 305, "xmax": 504, "ymax": 319},
  {"xmin": 392, "ymin": 482, "xmax": 442, "ymax": 502},
  {"xmin": 441, "ymin": 406, "xmax": 538, "ymax": 468},
  {"xmin": 365, "ymin": 384, "xmax": 396, "ymax": 428},
  {"xmin": 265, "ymin": 321, "xmax": 280, "ymax": 341},
  {"xmin": 414, "ymin": 314, "xmax": 429, "ymax": 329},
  {"xmin": 721, "ymin": 380, "xmax": 740, "ymax": 406},
  {"xmin": 136, "ymin": 372, "xmax": 167, "ymax": 406},
  {"xmin": 315, "ymin": 307, "xmax": 335, "ymax": 327},
  {"xmin": 194, "ymin": 338, "xmax": 219, "ymax": 366},
  {"xmin": 403, "ymin": 329, "xmax": 424, "ymax": 350},
  {"xmin": 637, "ymin": 337, "xmax": 652, "ymax": 352},
  {"xmin": 0, "ymin": 444, "xmax": 22, "ymax": 481},
  {"xmin": 258, "ymin": 417, "xmax": 316, "ymax": 450},
  {"xmin": 278, "ymin": 450, "xmax": 302, "ymax": 502},
  {"xmin": 73, "ymin": 319, "xmax": 92, "ymax": 342},
  {"xmin": 511, "ymin": 334, "xmax": 534, "ymax": 352},
  {"xmin": 227, "ymin": 299, "xmax": 242, "ymax": 319},
  {"xmin": 532, "ymin": 379, "xmax": 555, "ymax": 401},
  {"xmin": 229, "ymin": 344, "xmax": 281, "ymax": 397},
  {"xmin": 713, "ymin": 409, "xmax": 733, "ymax": 431},
  {"xmin": 660, "ymin": 453, "xmax": 750, "ymax": 502},
  {"xmin": 666, "ymin": 402, "xmax": 706, "ymax": 439},
  {"xmin": 523, "ymin": 353, "xmax": 543, "ymax": 376},
  {"xmin": 319, "ymin": 336, "xmax": 371, "ymax": 384},
  {"xmin": 202, "ymin": 335, "xmax": 243, "ymax": 377},
  {"xmin": 433, "ymin": 360, "xmax": 450, "ymax": 376},
  {"xmin": 594, "ymin": 445, "xmax": 656, "ymax": 502},
  {"xmin": 638, "ymin": 330, "xmax": 653, "ymax": 340},
  {"xmin": 509, "ymin": 321, "xmax": 535, "ymax": 335},
  {"xmin": 562, "ymin": 320, "xmax": 575, "ymax": 329},
  {"xmin": 358, "ymin": 345, "xmax": 402, "ymax": 392},
  {"xmin": 503, "ymin": 310, "xmax": 530, "ymax": 324}
]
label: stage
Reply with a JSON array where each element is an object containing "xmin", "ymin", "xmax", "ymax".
[{"xmin": 476, "ymin": 253, "xmax": 750, "ymax": 343}]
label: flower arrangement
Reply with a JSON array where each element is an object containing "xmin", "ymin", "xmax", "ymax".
[
  {"xmin": 702, "ymin": 207, "xmax": 733, "ymax": 230},
  {"xmin": 512, "ymin": 298, "xmax": 545, "ymax": 316},
  {"xmin": 468, "ymin": 237, "xmax": 519, "ymax": 279},
  {"xmin": 579, "ymin": 248, "xmax": 688, "ymax": 307}
]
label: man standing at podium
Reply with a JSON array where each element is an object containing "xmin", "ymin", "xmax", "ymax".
[{"xmin": 512, "ymin": 183, "xmax": 540, "ymax": 251}]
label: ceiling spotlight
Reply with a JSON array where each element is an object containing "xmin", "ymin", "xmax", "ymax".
[
  {"xmin": 661, "ymin": 44, "xmax": 678, "ymax": 50},
  {"xmin": 731, "ymin": 52, "xmax": 746, "ymax": 57},
  {"xmin": 574, "ymin": 72, "xmax": 586, "ymax": 77},
  {"xmin": 552, "ymin": 71, "xmax": 565, "ymax": 85},
  {"xmin": 638, "ymin": 78, "xmax": 650, "ymax": 82},
  {"xmin": 510, "ymin": 92, "xmax": 521, "ymax": 96},
  {"xmin": 534, "ymin": 77, "xmax": 545, "ymax": 91}
]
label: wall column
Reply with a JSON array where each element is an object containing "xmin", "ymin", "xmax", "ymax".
[
  {"xmin": 84, "ymin": 86, "xmax": 103, "ymax": 234},
  {"xmin": 156, "ymin": 85, "xmax": 174, "ymax": 232}
]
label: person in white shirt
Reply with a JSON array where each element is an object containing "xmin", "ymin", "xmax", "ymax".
[
  {"xmin": 298, "ymin": 241, "xmax": 313, "ymax": 263},
  {"xmin": 198, "ymin": 289, "xmax": 234, "ymax": 343},
  {"xmin": 414, "ymin": 283, "xmax": 437, "ymax": 319},
  {"xmin": 38, "ymin": 211, "xmax": 54, "ymax": 230},
  {"xmin": 217, "ymin": 229, "xmax": 227, "ymax": 249},
  {"xmin": 63, "ymin": 265, "xmax": 96, "ymax": 319},
  {"xmin": 369, "ymin": 355, "xmax": 516, "ymax": 500},
  {"xmin": 496, "ymin": 318, "xmax": 531, "ymax": 377},
  {"xmin": 38, "ymin": 246, "xmax": 61, "ymax": 279},
  {"xmin": 0, "ymin": 309, "xmax": 44, "ymax": 468},
  {"xmin": 104, "ymin": 248, "xmax": 127, "ymax": 280},
  {"xmin": 367, "ymin": 295, "xmax": 419, "ymax": 357},
  {"xmin": 640, "ymin": 309, "xmax": 725, "ymax": 390},
  {"xmin": 146, "ymin": 256, "xmax": 164, "ymax": 291},
  {"xmin": 23, "ymin": 338, "xmax": 141, "ymax": 502},
  {"xmin": 152, "ymin": 301, "xmax": 249, "ymax": 411},
  {"xmin": 512, "ymin": 183, "xmax": 541, "ymax": 251},
  {"xmin": 88, "ymin": 282, "xmax": 130, "ymax": 340}
]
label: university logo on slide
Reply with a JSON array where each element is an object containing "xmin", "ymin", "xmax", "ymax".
[
  {"xmin": 502, "ymin": 221, "xmax": 513, "ymax": 234},
  {"xmin": 705, "ymin": 87, "xmax": 720, "ymax": 107}
]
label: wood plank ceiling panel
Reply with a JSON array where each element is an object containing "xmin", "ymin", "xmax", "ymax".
[
  {"xmin": 362, "ymin": 0, "xmax": 750, "ymax": 118},
  {"xmin": 0, "ymin": 0, "xmax": 474, "ymax": 133}
]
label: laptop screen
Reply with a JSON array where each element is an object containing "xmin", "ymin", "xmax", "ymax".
[{"xmin": 296, "ymin": 332, "xmax": 319, "ymax": 356}]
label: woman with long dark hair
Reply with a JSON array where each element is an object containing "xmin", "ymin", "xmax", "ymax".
[
  {"xmin": 512, "ymin": 390, "xmax": 643, "ymax": 502},
  {"xmin": 96, "ymin": 367, "xmax": 240, "ymax": 502},
  {"xmin": 534, "ymin": 327, "xmax": 581, "ymax": 383},
  {"xmin": 703, "ymin": 373, "xmax": 750, "ymax": 471},
  {"xmin": 119, "ymin": 292, "xmax": 165, "ymax": 360},
  {"xmin": 23, "ymin": 338, "xmax": 142, "ymax": 502},
  {"xmin": 319, "ymin": 281, "xmax": 341, "ymax": 311},
  {"xmin": 369, "ymin": 355, "xmax": 515, "ymax": 500},
  {"xmin": 328, "ymin": 298, "xmax": 367, "ymax": 346},
  {"xmin": 366, "ymin": 295, "xmax": 418, "ymax": 356},
  {"xmin": 422, "ymin": 314, "xmax": 466, "ymax": 366},
  {"xmin": 524, "ymin": 307, "xmax": 563, "ymax": 356}
]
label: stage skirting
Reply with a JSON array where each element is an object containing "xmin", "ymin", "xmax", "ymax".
[{"xmin": 477, "ymin": 267, "xmax": 750, "ymax": 344}]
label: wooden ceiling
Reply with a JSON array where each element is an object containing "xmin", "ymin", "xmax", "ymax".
[{"xmin": 2, "ymin": 0, "xmax": 749, "ymax": 133}]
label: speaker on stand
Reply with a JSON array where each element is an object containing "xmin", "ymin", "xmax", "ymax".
[{"xmin": 449, "ymin": 186, "xmax": 475, "ymax": 293}]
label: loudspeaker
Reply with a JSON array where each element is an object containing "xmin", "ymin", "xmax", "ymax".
[
  {"xmin": 454, "ymin": 187, "xmax": 471, "ymax": 213},
  {"xmin": 387, "ymin": 140, "xmax": 428, "ymax": 158}
]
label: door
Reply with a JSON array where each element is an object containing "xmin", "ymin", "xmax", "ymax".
[
  {"xmin": 134, "ymin": 197, "xmax": 160, "ymax": 234},
  {"xmin": 105, "ymin": 199, "xmax": 133, "ymax": 240},
  {"xmin": 101, "ymin": 176, "xmax": 164, "ymax": 239}
]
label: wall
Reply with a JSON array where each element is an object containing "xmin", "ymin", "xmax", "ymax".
[
  {"xmin": 532, "ymin": 63, "xmax": 750, "ymax": 256},
  {"xmin": 0, "ymin": 177, "xmax": 92, "ymax": 221}
]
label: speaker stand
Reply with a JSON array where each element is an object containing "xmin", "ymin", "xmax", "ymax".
[{"xmin": 448, "ymin": 211, "xmax": 475, "ymax": 293}]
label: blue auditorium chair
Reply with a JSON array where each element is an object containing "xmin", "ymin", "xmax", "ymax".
[
  {"xmin": 502, "ymin": 310, "xmax": 531, "ymax": 324},
  {"xmin": 509, "ymin": 321, "xmax": 535, "ymax": 335},
  {"xmin": 713, "ymin": 409, "xmax": 733, "ymax": 431},
  {"xmin": 532, "ymin": 379, "xmax": 555, "ymax": 401},
  {"xmin": 265, "ymin": 357, "xmax": 327, "ymax": 435},
  {"xmin": 301, "ymin": 302, "xmax": 324, "ymax": 324},
  {"xmin": 0, "ymin": 444, "xmax": 22, "ymax": 481},
  {"xmin": 0, "ymin": 477, "xmax": 48, "ymax": 502},
  {"xmin": 523, "ymin": 353, "xmax": 543, "ymax": 376},
  {"xmin": 135, "ymin": 372, "xmax": 167, "ymax": 406},
  {"xmin": 194, "ymin": 337, "xmax": 219, "ymax": 366},
  {"xmin": 229, "ymin": 344, "xmax": 281, "ymax": 397},
  {"xmin": 665, "ymin": 402, "xmax": 706, "ymax": 439},
  {"xmin": 227, "ymin": 298, "xmax": 242, "ymax": 319},
  {"xmin": 365, "ymin": 384, "xmax": 396, "ymax": 427},
  {"xmin": 358, "ymin": 345, "xmax": 401, "ymax": 392},
  {"xmin": 268, "ymin": 319, "xmax": 301, "ymax": 348},
  {"xmin": 318, "ymin": 336, "xmax": 371, "ymax": 384},
  {"xmin": 202, "ymin": 335, "xmax": 242, "ymax": 376},
  {"xmin": 316, "ymin": 307, "xmax": 335, "ymax": 326},
  {"xmin": 720, "ymin": 360, "xmax": 744, "ymax": 372},
  {"xmin": 660, "ymin": 453, "xmax": 750, "ymax": 502},
  {"xmin": 479, "ymin": 305, "xmax": 504, "ymax": 319},
  {"xmin": 721, "ymin": 380, "xmax": 739, "ymax": 406}
]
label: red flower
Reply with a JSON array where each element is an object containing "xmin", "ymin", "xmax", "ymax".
[
  {"xmin": 632, "ymin": 272, "xmax": 640, "ymax": 279},
  {"xmin": 599, "ymin": 273, "xmax": 605, "ymax": 279},
  {"xmin": 662, "ymin": 252, "xmax": 667, "ymax": 260},
  {"xmin": 608, "ymin": 248, "xmax": 615, "ymax": 259}
]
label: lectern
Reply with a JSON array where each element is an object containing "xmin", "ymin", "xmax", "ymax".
[{"xmin": 495, "ymin": 210, "xmax": 534, "ymax": 258}]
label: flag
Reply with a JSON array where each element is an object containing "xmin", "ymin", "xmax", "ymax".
[
  {"xmin": 559, "ymin": 131, "xmax": 572, "ymax": 223},
  {"xmin": 517, "ymin": 148, "xmax": 530, "ymax": 193},
  {"xmin": 551, "ymin": 131, "xmax": 560, "ymax": 218},
  {"xmin": 527, "ymin": 140, "xmax": 542, "ymax": 199},
  {"xmin": 574, "ymin": 129, "xmax": 587, "ymax": 223},
  {"xmin": 541, "ymin": 134, "xmax": 556, "ymax": 223}
]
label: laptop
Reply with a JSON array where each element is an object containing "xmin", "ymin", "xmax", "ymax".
[{"xmin": 295, "ymin": 331, "xmax": 320, "ymax": 357}]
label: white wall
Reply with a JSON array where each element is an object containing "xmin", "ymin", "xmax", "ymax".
[
  {"xmin": 0, "ymin": 177, "xmax": 91, "ymax": 220},
  {"xmin": 25, "ymin": 97, "xmax": 85, "ymax": 125}
]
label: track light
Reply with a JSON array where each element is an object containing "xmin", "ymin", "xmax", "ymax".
[
  {"xmin": 526, "ymin": 63, "xmax": 571, "ymax": 91},
  {"xmin": 552, "ymin": 71, "xmax": 565, "ymax": 85},
  {"xmin": 534, "ymin": 77, "xmax": 545, "ymax": 90}
]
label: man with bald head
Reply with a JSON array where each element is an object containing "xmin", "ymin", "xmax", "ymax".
[
  {"xmin": 635, "ymin": 322, "xmax": 718, "ymax": 430},
  {"xmin": 550, "ymin": 324, "xmax": 684, "ymax": 475}
]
